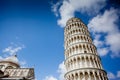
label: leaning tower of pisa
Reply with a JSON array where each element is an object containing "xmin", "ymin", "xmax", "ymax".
[{"xmin": 64, "ymin": 17, "xmax": 108, "ymax": 80}]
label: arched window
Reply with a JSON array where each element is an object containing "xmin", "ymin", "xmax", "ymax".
[
  {"xmin": 95, "ymin": 59, "xmax": 98, "ymax": 68},
  {"xmin": 84, "ymin": 36, "xmax": 86, "ymax": 41},
  {"xmin": 73, "ymin": 47, "xmax": 75, "ymax": 53},
  {"xmin": 79, "ymin": 45, "xmax": 82, "ymax": 50},
  {"xmin": 76, "ymin": 46, "xmax": 78, "ymax": 52},
  {"xmin": 84, "ymin": 51, "xmax": 87, "ymax": 53},
  {"xmin": 79, "ymin": 29, "xmax": 80, "ymax": 32},
  {"xmin": 74, "ymin": 23, "xmax": 76, "ymax": 26},
  {"xmin": 81, "ymin": 36, "xmax": 83, "ymax": 40},
  {"xmin": 68, "ymin": 52, "xmax": 69, "ymax": 57},
  {"xmin": 75, "ymin": 73, "xmax": 78, "ymax": 79},
  {"xmin": 71, "ymin": 74, "xmax": 74, "ymax": 80},
  {"xmin": 74, "ymin": 37, "xmax": 77, "ymax": 42},
  {"xmin": 82, "ymin": 57, "xmax": 85, "ymax": 65},
  {"xmin": 90, "ymin": 72, "xmax": 94, "ymax": 80},
  {"xmin": 70, "ymin": 31, "xmax": 72, "ymax": 35},
  {"xmin": 77, "ymin": 57, "xmax": 80, "ymax": 63},
  {"xmin": 85, "ymin": 72, "xmax": 89, "ymax": 80},
  {"xmin": 77, "ymin": 36, "xmax": 79, "ymax": 40},
  {"xmin": 86, "ymin": 57, "xmax": 89, "ymax": 66},
  {"xmin": 70, "ymin": 60, "xmax": 73, "ymax": 68},
  {"xmin": 73, "ymin": 30, "xmax": 75, "ymax": 34},
  {"xmin": 80, "ymin": 72, "xmax": 83, "ymax": 80},
  {"xmin": 76, "ymin": 30, "xmax": 78, "ymax": 33},
  {"xmin": 72, "ymin": 24, "xmax": 74, "ymax": 27},
  {"xmin": 68, "ymin": 27, "xmax": 69, "ymax": 30},
  {"xmin": 74, "ymin": 58, "xmax": 76, "ymax": 64},
  {"xmin": 87, "ymin": 45, "xmax": 89, "ymax": 51},
  {"xmin": 95, "ymin": 72, "xmax": 98, "ymax": 80},
  {"xmin": 71, "ymin": 38, "xmax": 73, "ymax": 43},
  {"xmin": 70, "ymin": 25, "xmax": 71, "ymax": 30},
  {"xmin": 68, "ymin": 75, "xmax": 70, "ymax": 80},
  {"xmin": 83, "ymin": 45, "xmax": 85, "ymax": 49},
  {"xmin": 70, "ymin": 48, "xmax": 72, "ymax": 53},
  {"xmin": 90, "ymin": 57, "xmax": 94, "ymax": 66}
]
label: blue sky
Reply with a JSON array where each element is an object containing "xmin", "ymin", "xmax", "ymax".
[{"xmin": 0, "ymin": 0, "xmax": 120, "ymax": 80}]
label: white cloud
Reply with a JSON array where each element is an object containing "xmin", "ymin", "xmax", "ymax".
[
  {"xmin": 117, "ymin": 71, "xmax": 120, "ymax": 78},
  {"xmin": 52, "ymin": 0, "xmax": 106, "ymax": 27},
  {"xmin": 107, "ymin": 71, "xmax": 120, "ymax": 80},
  {"xmin": 93, "ymin": 34, "xmax": 104, "ymax": 47},
  {"xmin": 105, "ymin": 33, "xmax": 120, "ymax": 57},
  {"xmin": 0, "ymin": 56, "xmax": 3, "ymax": 60},
  {"xmin": 43, "ymin": 61, "xmax": 66, "ymax": 80},
  {"xmin": 2, "ymin": 44, "xmax": 25, "ymax": 55},
  {"xmin": 108, "ymin": 72, "xmax": 116, "ymax": 79},
  {"xmin": 88, "ymin": 8, "xmax": 119, "ymax": 33},
  {"xmin": 43, "ymin": 76, "xmax": 57, "ymax": 80},
  {"xmin": 19, "ymin": 60, "xmax": 27, "ymax": 68},
  {"xmin": 97, "ymin": 48, "xmax": 109, "ymax": 56},
  {"xmin": 57, "ymin": 61, "xmax": 66, "ymax": 80},
  {"xmin": 88, "ymin": 8, "xmax": 120, "ymax": 57},
  {"xmin": 1, "ymin": 43, "xmax": 27, "ymax": 67},
  {"xmin": 93, "ymin": 39, "xmax": 103, "ymax": 47},
  {"xmin": 52, "ymin": 0, "xmax": 120, "ymax": 58},
  {"xmin": 51, "ymin": 1, "xmax": 61, "ymax": 17}
]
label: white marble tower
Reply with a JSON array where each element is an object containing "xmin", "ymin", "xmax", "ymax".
[{"xmin": 64, "ymin": 18, "xmax": 108, "ymax": 80}]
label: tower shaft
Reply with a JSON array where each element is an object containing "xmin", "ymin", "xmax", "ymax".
[{"xmin": 64, "ymin": 18, "xmax": 108, "ymax": 80}]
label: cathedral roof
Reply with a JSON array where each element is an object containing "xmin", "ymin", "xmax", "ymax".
[{"xmin": 0, "ymin": 55, "xmax": 19, "ymax": 65}]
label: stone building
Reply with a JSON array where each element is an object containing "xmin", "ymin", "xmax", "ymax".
[
  {"xmin": 64, "ymin": 18, "xmax": 108, "ymax": 80},
  {"xmin": 0, "ymin": 55, "xmax": 34, "ymax": 80}
]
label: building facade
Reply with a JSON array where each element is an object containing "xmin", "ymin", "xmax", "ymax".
[
  {"xmin": 64, "ymin": 18, "xmax": 108, "ymax": 80},
  {"xmin": 0, "ymin": 55, "xmax": 34, "ymax": 80}
]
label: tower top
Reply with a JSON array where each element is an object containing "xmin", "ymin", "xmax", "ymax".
[{"xmin": 66, "ymin": 17, "xmax": 82, "ymax": 25}]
